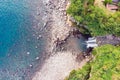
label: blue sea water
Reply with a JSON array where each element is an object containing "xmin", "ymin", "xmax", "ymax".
[{"xmin": 0, "ymin": 0, "xmax": 45, "ymax": 79}]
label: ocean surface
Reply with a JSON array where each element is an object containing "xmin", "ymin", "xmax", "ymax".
[
  {"xmin": 0, "ymin": 0, "xmax": 88, "ymax": 80},
  {"xmin": 0, "ymin": 0, "xmax": 45, "ymax": 79}
]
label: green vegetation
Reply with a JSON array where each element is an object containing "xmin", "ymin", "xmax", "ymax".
[
  {"xmin": 117, "ymin": 2, "xmax": 120, "ymax": 10},
  {"xmin": 66, "ymin": 0, "xmax": 120, "ymax": 80},
  {"xmin": 67, "ymin": 0, "xmax": 120, "ymax": 36},
  {"xmin": 65, "ymin": 45, "xmax": 120, "ymax": 80},
  {"xmin": 104, "ymin": 0, "xmax": 112, "ymax": 6},
  {"xmin": 65, "ymin": 64, "xmax": 91, "ymax": 80}
]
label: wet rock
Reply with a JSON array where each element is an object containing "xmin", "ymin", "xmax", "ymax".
[
  {"xmin": 35, "ymin": 46, "xmax": 38, "ymax": 49},
  {"xmin": 27, "ymin": 52, "xmax": 30, "ymax": 55},
  {"xmin": 29, "ymin": 64, "xmax": 33, "ymax": 68},
  {"xmin": 35, "ymin": 57, "xmax": 40, "ymax": 60},
  {"xmin": 37, "ymin": 35, "xmax": 42, "ymax": 40},
  {"xmin": 38, "ymin": 35, "xmax": 42, "ymax": 38},
  {"xmin": 37, "ymin": 12, "xmax": 40, "ymax": 15},
  {"xmin": 106, "ymin": 35, "xmax": 114, "ymax": 40}
]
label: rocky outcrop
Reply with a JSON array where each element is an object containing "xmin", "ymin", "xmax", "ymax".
[{"xmin": 97, "ymin": 35, "xmax": 120, "ymax": 46}]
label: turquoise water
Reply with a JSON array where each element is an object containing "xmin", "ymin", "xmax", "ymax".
[
  {"xmin": 0, "ymin": 2, "xmax": 24, "ymax": 56},
  {"xmin": 0, "ymin": 0, "xmax": 45, "ymax": 79}
]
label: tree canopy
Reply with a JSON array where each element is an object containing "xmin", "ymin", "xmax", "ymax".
[
  {"xmin": 65, "ymin": 45, "xmax": 120, "ymax": 80},
  {"xmin": 67, "ymin": 0, "xmax": 120, "ymax": 36}
]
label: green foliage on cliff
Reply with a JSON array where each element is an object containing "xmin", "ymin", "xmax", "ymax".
[
  {"xmin": 65, "ymin": 64, "xmax": 91, "ymax": 80},
  {"xmin": 67, "ymin": 0, "xmax": 120, "ymax": 36},
  {"xmin": 65, "ymin": 45, "xmax": 120, "ymax": 80},
  {"xmin": 104, "ymin": 0, "xmax": 112, "ymax": 6}
]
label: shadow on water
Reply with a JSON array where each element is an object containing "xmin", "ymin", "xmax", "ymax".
[
  {"xmin": 54, "ymin": 29, "xmax": 93, "ymax": 63},
  {"xmin": 55, "ymin": 29, "xmax": 88, "ymax": 54}
]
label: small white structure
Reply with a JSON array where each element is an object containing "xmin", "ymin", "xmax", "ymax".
[{"xmin": 86, "ymin": 37, "xmax": 98, "ymax": 48}]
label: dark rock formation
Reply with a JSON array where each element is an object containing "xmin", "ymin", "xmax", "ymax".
[{"xmin": 96, "ymin": 35, "xmax": 120, "ymax": 46}]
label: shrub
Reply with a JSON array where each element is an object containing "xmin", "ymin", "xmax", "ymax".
[{"xmin": 66, "ymin": 45, "xmax": 120, "ymax": 80}]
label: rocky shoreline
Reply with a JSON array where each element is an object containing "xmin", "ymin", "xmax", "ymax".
[
  {"xmin": 43, "ymin": 0, "xmax": 73, "ymax": 53},
  {"xmin": 32, "ymin": 0, "xmax": 90, "ymax": 80},
  {"xmin": 31, "ymin": 0, "xmax": 120, "ymax": 79}
]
